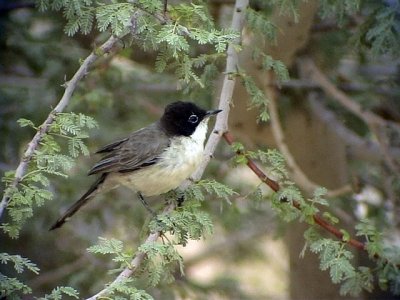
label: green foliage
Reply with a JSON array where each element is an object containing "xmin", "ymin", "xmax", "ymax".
[
  {"xmin": 303, "ymin": 227, "xmax": 377, "ymax": 296},
  {"xmin": 0, "ymin": 253, "xmax": 39, "ymax": 299},
  {"xmin": 304, "ymin": 228, "xmax": 357, "ymax": 284},
  {"xmin": 319, "ymin": 0, "xmax": 360, "ymax": 25},
  {"xmin": 1, "ymin": 112, "xmax": 97, "ymax": 238},
  {"xmin": 3, "ymin": 0, "xmax": 399, "ymax": 298},
  {"xmin": 169, "ymin": 3, "xmax": 213, "ymax": 28},
  {"xmin": 270, "ymin": 0, "xmax": 301, "ymax": 22},
  {"xmin": 86, "ymin": 180, "xmax": 234, "ymax": 295},
  {"xmin": 101, "ymin": 277, "xmax": 152, "ymax": 300},
  {"xmin": 246, "ymin": 8, "xmax": 277, "ymax": 42},
  {"xmin": 0, "ymin": 275, "xmax": 32, "ymax": 300},
  {"xmin": 251, "ymin": 149, "xmax": 288, "ymax": 180},
  {"xmin": 318, "ymin": 1, "xmax": 399, "ymax": 56},
  {"xmin": 87, "ymin": 237, "xmax": 133, "ymax": 269},
  {"xmin": 87, "ymin": 238, "xmax": 153, "ymax": 298},
  {"xmin": 154, "ymin": 25, "xmax": 237, "ymax": 86},
  {"xmin": 96, "ymin": 3, "xmax": 135, "ymax": 36},
  {"xmin": 37, "ymin": 0, "xmax": 95, "ymax": 36},
  {"xmin": 253, "ymin": 49, "xmax": 289, "ymax": 82},
  {"xmin": 37, "ymin": 0, "xmax": 238, "ymax": 89},
  {"xmin": 139, "ymin": 241, "xmax": 184, "ymax": 286},
  {"xmin": 185, "ymin": 179, "xmax": 237, "ymax": 203},
  {"xmin": 340, "ymin": 266, "xmax": 373, "ymax": 296},
  {"xmin": 239, "ymin": 73, "xmax": 270, "ymax": 122},
  {"xmin": 355, "ymin": 219, "xmax": 383, "ymax": 257},
  {"xmin": 362, "ymin": 2, "xmax": 400, "ymax": 56},
  {"xmin": 37, "ymin": 287, "xmax": 79, "ymax": 300},
  {"xmin": 151, "ymin": 203, "xmax": 213, "ymax": 246},
  {"xmin": 0, "ymin": 253, "xmax": 39, "ymax": 274}
]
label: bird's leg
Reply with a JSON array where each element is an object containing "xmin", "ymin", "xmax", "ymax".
[{"xmin": 137, "ymin": 192, "xmax": 157, "ymax": 217}]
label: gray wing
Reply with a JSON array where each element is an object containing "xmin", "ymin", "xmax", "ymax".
[{"xmin": 88, "ymin": 122, "xmax": 170, "ymax": 175}]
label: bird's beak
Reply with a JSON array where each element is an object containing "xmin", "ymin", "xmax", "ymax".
[{"xmin": 205, "ymin": 109, "xmax": 222, "ymax": 117}]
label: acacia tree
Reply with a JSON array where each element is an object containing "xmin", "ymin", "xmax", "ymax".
[{"xmin": 1, "ymin": 0, "xmax": 400, "ymax": 299}]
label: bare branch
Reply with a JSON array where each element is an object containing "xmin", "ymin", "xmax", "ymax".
[{"xmin": 0, "ymin": 36, "xmax": 119, "ymax": 220}]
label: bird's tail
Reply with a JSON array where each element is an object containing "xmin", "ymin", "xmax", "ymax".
[{"xmin": 49, "ymin": 173, "xmax": 108, "ymax": 230}]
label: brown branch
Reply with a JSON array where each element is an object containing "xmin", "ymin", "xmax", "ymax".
[
  {"xmin": 0, "ymin": 36, "xmax": 119, "ymax": 220},
  {"xmin": 223, "ymin": 131, "xmax": 366, "ymax": 252}
]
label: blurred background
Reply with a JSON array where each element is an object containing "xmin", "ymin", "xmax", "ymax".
[{"xmin": 1, "ymin": 0, "xmax": 400, "ymax": 299}]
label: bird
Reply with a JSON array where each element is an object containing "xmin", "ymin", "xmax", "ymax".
[{"xmin": 49, "ymin": 101, "xmax": 222, "ymax": 230}]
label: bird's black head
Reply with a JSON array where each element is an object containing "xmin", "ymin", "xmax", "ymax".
[{"xmin": 160, "ymin": 101, "xmax": 221, "ymax": 137}]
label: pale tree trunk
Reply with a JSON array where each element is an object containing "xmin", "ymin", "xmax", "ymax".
[{"xmin": 229, "ymin": 1, "xmax": 358, "ymax": 299}]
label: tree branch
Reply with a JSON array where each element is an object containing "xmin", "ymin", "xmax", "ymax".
[
  {"xmin": 299, "ymin": 58, "xmax": 400, "ymax": 131},
  {"xmin": 299, "ymin": 57, "xmax": 400, "ymax": 173},
  {"xmin": 308, "ymin": 93, "xmax": 400, "ymax": 162},
  {"xmin": 0, "ymin": 36, "xmax": 119, "ymax": 220},
  {"xmin": 85, "ymin": 0, "xmax": 249, "ymax": 298},
  {"xmin": 222, "ymin": 131, "xmax": 366, "ymax": 251}
]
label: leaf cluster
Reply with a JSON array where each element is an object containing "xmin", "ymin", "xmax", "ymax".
[
  {"xmin": 359, "ymin": 2, "xmax": 400, "ymax": 56},
  {"xmin": 0, "ymin": 253, "xmax": 39, "ymax": 299},
  {"xmin": 304, "ymin": 227, "xmax": 374, "ymax": 296},
  {"xmin": 102, "ymin": 277, "xmax": 152, "ymax": 300},
  {"xmin": 38, "ymin": 1, "xmax": 238, "ymax": 90},
  {"xmin": 318, "ymin": 0, "xmax": 361, "ymax": 26},
  {"xmin": 139, "ymin": 241, "xmax": 184, "ymax": 287},
  {"xmin": 37, "ymin": 287, "xmax": 79, "ymax": 300},
  {"xmin": 87, "ymin": 237, "xmax": 133, "ymax": 270},
  {"xmin": 87, "ymin": 238, "xmax": 152, "ymax": 298},
  {"xmin": 2, "ymin": 113, "xmax": 97, "ymax": 238},
  {"xmin": 246, "ymin": 8, "xmax": 277, "ymax": 42}
]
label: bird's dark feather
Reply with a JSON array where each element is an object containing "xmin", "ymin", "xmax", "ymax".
[
  {"xmin": 95, "ymin": 138, "xmax": 128, "ymax": 153},
  {"xmin": 88, "ymin": 122, "xmax": 170, "ymax": 175},
  {"xmin": 49, "ymin": 173, "xmax": 108, "ymax": 230}
]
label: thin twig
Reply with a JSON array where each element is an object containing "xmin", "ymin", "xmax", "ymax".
[
  {"xmin": 0, "ymin": 36, "xmax": 119, "ymax": 220},
  {"xmin": 85, "ymin": 0, "xmax": 249, "ymax": 298}
]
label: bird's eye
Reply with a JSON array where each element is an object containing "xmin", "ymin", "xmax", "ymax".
[{"xmin": 188, "ymin": 114, "xmax": 198, "ymax": 124}]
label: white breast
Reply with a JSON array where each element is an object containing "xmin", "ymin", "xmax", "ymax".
[{"xmin": 114, "ymin": 120, "xmax": 208, "ymax": 196}]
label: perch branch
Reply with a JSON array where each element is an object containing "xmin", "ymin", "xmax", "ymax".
[
  {"xmin": 85, "ymin": 0, "xmax": 249, "ymax": 298},
  {"xmin": 0, "ymin": 36, "xmax": 119, "ymax": 220}
]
